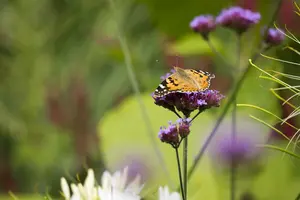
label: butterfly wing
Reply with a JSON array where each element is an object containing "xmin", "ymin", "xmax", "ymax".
[
  {"xmin": 153, "ymin": 72, "xmax": 199, "ymax": 97},
  {"xmin": 184, "ymin": 69, "xmax": 214, "ymax": 91},
  {"xmin": 153, "ymin": 67, "xmax": 215, "ymax": 97}
]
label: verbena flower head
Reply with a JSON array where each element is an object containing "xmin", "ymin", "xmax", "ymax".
[
  {"xmin": 190, "ymin": 15, "xmax": 216, "ymax": 39},
  {"xmin": 158, "ymin": 119, "xmax": 191, "ymax": 147},
  {"xmin": 216, "ymin": 6, "xmax": 261, "ymax": 34},
  {"xmin": 262, "ymin": 27, "xmax": 285, "ymax": 46},
  {"xmin": 153, "ymin": 90, "xmax": 224, "ymax": 117},
  {"xmin": 158, "ymin": 186, "xmax": 181, "ymax": 200}
]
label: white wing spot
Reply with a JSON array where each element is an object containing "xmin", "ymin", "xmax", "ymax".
[{"xmin": 159, "ymin": 84, "xmax": 165, "ymax": 89}]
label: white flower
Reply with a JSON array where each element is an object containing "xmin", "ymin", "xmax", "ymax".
[
  {"xmin": 60, "ymin": 167, "xmax": 143, "ymax": 200},
  {"xmin": 60, "ymin": 169, "xmax": 98, "ymax": 200},
  {"xmin": 98, "ymin": 166, "xmax": 143, "ymax": 200},
  {"xmin": 158, "ymin": 186, "xmax": 181, "ymax": 200},
  {"xmin": 61, "ymin": 177, "xmax": 71, "ymax": 199}
]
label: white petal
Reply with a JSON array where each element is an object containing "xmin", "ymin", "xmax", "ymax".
[
  {"xmin": 60, "ymin": 178, "xmax": 70, "ymax": 199},
  {"xmin": 158, "ymin": 186, "xmax": 181, "ymax": 200},
  {"xmin": 70, "ymin": 184, "xmax": 80, "ymax": 197},
  {"xmin": 169, "ymin": 192, "xmax": 181, "ymax": 200},
  {"xmin": 77, "ymin": 183, "xmax": 86, "ymax": 198},
  {"xmin": 102, "ymin": 171, "xmax": 113, "ymax": 190},
  {"xmin": 70, "ymin": 193, "xmax": 81, "ymax": 200},
  {"xmin": 112, "ymin": 171, "xmax": 122, "ymax": 189},
  {"xmin": 84, "ymin": 169, "xmax": 95, "ymax": 199},
  {"xmin": 84, "ymin": 169, "xmax": 95, "ymax": 188},
  {"xmin": 126, "ymin": 175, "xmax": 143, "ymax": 194},
  {"xmin": 98, "ymin": 187, "xmax": 112, "ymax": 200},
  {"xmin": 119, "ymin": 167, "xmax": 129, "ymax": 189}
]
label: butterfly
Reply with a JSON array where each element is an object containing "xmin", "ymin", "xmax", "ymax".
[{"xmin": 153, "ymin": 67, "xmax": 215, "ymax": 97}]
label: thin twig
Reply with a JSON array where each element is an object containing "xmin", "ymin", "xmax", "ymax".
[
  {"xmin": 183, "ymin": 137, "xmax": 188, "ymax": 199},
  {"xmin": 191, "ymin": 110, "xmax": 202, "ymax": 122},
  {"xmin": 231, "ymin": 33, "xmax": 241, "ymax": 200},
  {"xmin": 175, "ymin": 148, "xmax": 185, "ymax": 200},
  {"xmin": 173, "ymin": 110, "xmax": 183, "ymax": 119}
]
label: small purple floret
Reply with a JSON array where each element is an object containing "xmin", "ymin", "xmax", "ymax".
[
  {"xmin": 263, "ymin": 27, "xmax": 285, "ymax": 46},
  {"xmin": 153, "ymin": 90, "xmax": 225, "ymax": 117},
  {"xmin": 216, "ymin": 6, "xmax": 261, "ymax": 34},
  {"xmin": 190, "ymin": 15, "xmax": 216, "ymax": 39},
  {"xmin": 158, "ymin": 119, "xmax": 191, "ymax": 147},
  {"xmin": 177, "ymin": 118, "xmax": 191, "ymax": 138},
  {"xmin": 158, "ymin": 123, "xmax": 179, "ymax": 147}
]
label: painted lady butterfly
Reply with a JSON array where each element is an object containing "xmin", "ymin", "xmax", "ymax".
[{"xmin": 154, "ymin": 67, "xmax": 215, "ymax": 97}]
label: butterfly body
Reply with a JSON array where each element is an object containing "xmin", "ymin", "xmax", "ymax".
[{"xmin": 154, "ymin": 67, "xmax": 215, "ymax": 97}]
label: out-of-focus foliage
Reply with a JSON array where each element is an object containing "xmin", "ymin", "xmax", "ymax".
[{"xmin": 0, "ymin": 0, "xmax": 166, "ymax": 196}]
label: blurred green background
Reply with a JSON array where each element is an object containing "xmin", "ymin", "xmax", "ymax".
[{"xmin": 0, "ymin": 0, "xmax": 300, "ymax": 199}]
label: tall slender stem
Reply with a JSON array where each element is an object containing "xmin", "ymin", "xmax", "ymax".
[
  {"xmin": 186, "ymin": 0, "xmax": 283, "ymax": 182},
  {"xmin": 231, "ymin": 33, "xmax": 241, "ymax": 200},
  {"xmin": 183, "ymin": 137, "xmax": 188, "ymax": 199},
  {"xmin": 175, "ymin": 148, "xmax": 185, "ymax": 200}
]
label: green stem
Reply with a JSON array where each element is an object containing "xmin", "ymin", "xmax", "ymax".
[
  {"xmin": 231, "ymin": 33, "xmax": 241, "ymax": 200},
  {"xmin": 175, "ymin": 148, "xmax": 185, "ymax": 200},
  {"xmin": 183, "ymin": 137, "xmax": 188, "ymax": 200}
]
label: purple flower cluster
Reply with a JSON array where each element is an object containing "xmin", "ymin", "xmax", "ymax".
[
  {"xmin": 153, "ymin": 90, "xmax": 224, "ymax": 117},
  {"xmin": 158, "ymin": 119, "xmax": 191, "ymax": 147},
  {"xmin": 263, "ymin": 27, "xmax": 285, "ymax": 46},
  {"xmin": 190, "ymin": 6, "xmax": 261, "ymax": 37},
  {"xmin": 216, "ymin": 6, "xmax": 260, "ymax": 34},
  {"xmin": 190, "ymin": 15, "xmax": 216, "ymax": 39}
]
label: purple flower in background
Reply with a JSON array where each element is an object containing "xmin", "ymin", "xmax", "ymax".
[
  {"xmin": 216, "ymin": 6, "xmax": 261, "ymax": 34},
  {"xmin": 209, "ymin": 118, "xmax": 266, "ymax": 167},
  {"xmin": 216, "ymin": 135, "xmax": 256, "ymax": 164},
  {"xmin": 158, "ymin": 119, "xmax": 191, "ymax": 147},
  {"xmin": 262, "ymin": 27, "xmax": 285, "ymax": 46},
  {"xmin": 190, "ymin": 15, "xmax": 216, "ymax": 39},
  {"xmin": 153, "ymin": 90, "xmax": 225, "ymax": 117}
]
